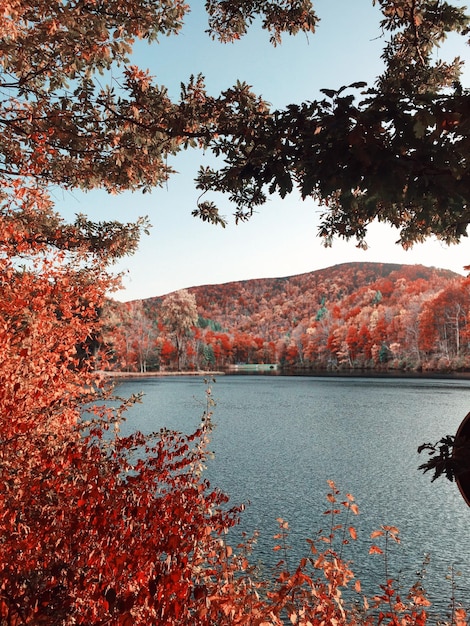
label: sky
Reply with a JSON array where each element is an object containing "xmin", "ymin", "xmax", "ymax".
[{"xmin": 57, "ymin": 0, "xmax": 470, "ymax": 302}]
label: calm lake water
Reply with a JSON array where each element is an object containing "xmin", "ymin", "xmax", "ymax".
[{"xmin": 114, "ymin": 375, "xmax": 470, "ymax": 616}]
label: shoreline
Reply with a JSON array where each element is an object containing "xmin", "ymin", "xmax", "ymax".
[
  {"xmin": 99, "ymin": 370, "xmax": 225, "ymax": 380},
  {"xmin": 100, "ymin": 369, "xmax": 470, "ymax": 381}
]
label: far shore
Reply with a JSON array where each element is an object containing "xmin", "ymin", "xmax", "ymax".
[
  {"xmin": 99, "ymin": 370, "xmax": 225, "ymax": 379},
  {"xmin": 99, "ymin": 368, "xmax": 470, "ymax": 381}
]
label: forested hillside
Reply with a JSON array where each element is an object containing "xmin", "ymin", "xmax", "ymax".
[{"xmin": 102, "ymin": 262, "xmax": 470, "ymax": 373}]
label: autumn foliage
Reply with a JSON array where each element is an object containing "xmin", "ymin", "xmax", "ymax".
[
  {"xmin": 1, "ymin": 193, "xmax": 468, "ymax": 622},
  {"xmin": 0, "ymin": 184, "xmax": 241, "ymax": 624},
  {"xmin": 2, "ymin": 193, "xmax": 468, "ymax": 622},
  {"xmin": 1, "ymin": 0, "xmax": 469, "ymax": 623},
  {"xmin": 102, "ymin": 263, "xmax": 470, "ymax": 375}
]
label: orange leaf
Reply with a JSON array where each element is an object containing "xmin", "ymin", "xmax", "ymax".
[
  {"xmin": 349, "ymin": 526, "xmax": 357, "ymax": 540},
  {"xmin": 455, "ymin": 608, "xmax": 467, "ymax": 626},
  {"xmin": 369, "ymin": 545, "xmax": 383, "ymax": 555}
]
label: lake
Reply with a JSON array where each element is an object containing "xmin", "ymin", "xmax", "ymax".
[{"xmin": 113, "ymin": 374, "xmax": 470, "ymax": 616}]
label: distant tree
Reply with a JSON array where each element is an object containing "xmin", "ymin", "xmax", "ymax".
[
  {"xmin": 379, "ymin": 342, "xmax": 393, "ymax": 364},
  {"xmin": 372, "ymin": 291, "xmax": 383, "ymax": 306},
  {"xmin": 159, "ymin": 337, "xmax": 177, "ymax": 369},
  {"xmin": 125, "ymin": 301, "xmax": 160, "ymax": 372},
  {"xmin": 201, "ymin": 343, "xmax": 216, "ymax": 368},
  {"xmin": 315, "ymin": 298, "xmax": 328, "ymax": 322},
  {"xmin": 160, "ymin": 289, "xmax": 199, "ymax": 370},
  {"xmin": 198, "ymin": 316, "xmax": 223, "ymax": 332},
  {"xmin": 418, "ymin": 279, "xmax": 470, "ymax": 364},
  {"xmin": 346, "ymin": 325, "xmax": 361, "ymax": 363},
  {"xmin": 102, "ymin": 300, "xmax": 159, "ymax": 372}
]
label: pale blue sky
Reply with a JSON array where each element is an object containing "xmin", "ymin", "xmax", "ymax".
[{"xmin": 58, "ymin": 1, "xmax": 470, "ymax": 301}]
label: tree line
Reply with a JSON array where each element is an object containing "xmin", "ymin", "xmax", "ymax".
[{"xmin": 102, "ymin": 262, "xmax": 470, "ymax": 374}]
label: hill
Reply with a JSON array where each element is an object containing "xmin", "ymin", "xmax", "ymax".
[{"xmin": 102, "ymin": 262, "xmax": 470, "ymax": 374}]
